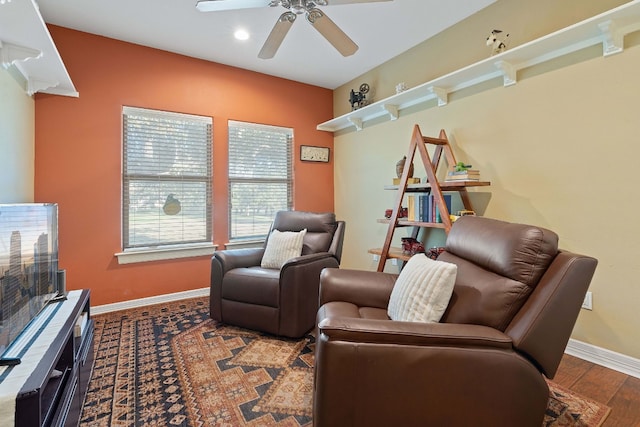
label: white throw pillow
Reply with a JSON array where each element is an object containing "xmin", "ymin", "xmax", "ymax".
[
  {"xmin": 260, "ymin": 229, "xmax": 307, "ymax": 269},
  {"xmin": 387, "ymin": 254, "xmax": 457, "ymax": 323}
]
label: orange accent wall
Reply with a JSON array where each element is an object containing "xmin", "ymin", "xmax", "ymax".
[{"xmin": 34, "ymin": 26, "xmax": 335, "ymax": 306}]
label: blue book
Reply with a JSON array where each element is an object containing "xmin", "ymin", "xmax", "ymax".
[
  {"xmin": 420, "ymin": 194, "xmax": 431, "ymax": 222},
  {"xmin": 434, "ymin": 194, "xmax": 452, "ymax": 223}
]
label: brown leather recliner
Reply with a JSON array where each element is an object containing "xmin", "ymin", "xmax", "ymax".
[
  {"xmin": 210, "ymin": 211, "xmax": 345, "ymax": 338},
  {"xmin": 314, "ymin": 216, "xmax": 597, "ymax": 427}
]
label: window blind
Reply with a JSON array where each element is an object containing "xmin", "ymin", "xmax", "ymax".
[
  {"xmin": 122, "ymin": 106, "xmax": 212, "ymax": 249},
  {"xmin": 228, "ymin": 120, "xmax": 293, "ymax": 240}
]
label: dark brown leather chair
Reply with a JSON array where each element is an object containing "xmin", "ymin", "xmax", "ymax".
[
  {"xmin": 210, "ymin": 211, "xmax": 345, "ymax": 338},
  {"xmin": 314, "ymin": 216, "xmax": 597, "ymax": 427}
]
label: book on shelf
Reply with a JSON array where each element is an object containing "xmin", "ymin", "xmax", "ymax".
[
  {"xmin": 445, "ymin": 176, "xmax": 481, "ymax": 181},
  {"xmin": 411, "ymin": 194, "xmax": 452, "ymax": 223},
  {"xmin": 446, "ymin": 169, "xmax": 480, "ymax": 181},
  {"xmin": 433, "ymin": 194, "xmax": 452, "ymax": 223},
  {"xmin": 407, "ymin": 193, "xmax": 433, "ymax": 222},
  {"xmin": 407, "ymin": 195, "xmax": 416, "ymax": 220},
  {"xmin": 448, "ymin": 169, "xmax": 479, "ymax": 175}
]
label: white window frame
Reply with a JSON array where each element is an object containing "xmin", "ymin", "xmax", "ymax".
[
  {"xmin": 116, "ymin": 106, "xmax": 215, "ymax": 264},
  {"xmin": 228, "ymin": 120, "xmax": 293, "ymax": 241}
]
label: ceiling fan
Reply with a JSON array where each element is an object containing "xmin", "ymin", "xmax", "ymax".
[{"xmin": 196, "ymin": 0, "xmax": 393, "ymax": 59}]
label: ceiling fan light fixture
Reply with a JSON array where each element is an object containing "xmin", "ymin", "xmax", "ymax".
[{"xmin": 234, "ymin": 29, "xmax": 250, "ymax": 40}]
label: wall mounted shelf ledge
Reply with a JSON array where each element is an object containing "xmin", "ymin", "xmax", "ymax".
[
  {"xmin": 1, "ymin": 0, "xmax": 78, "ymax": 97},
  {"xmin": 317, "ymin": 0, "xmax": 640, "ymax": 133}
]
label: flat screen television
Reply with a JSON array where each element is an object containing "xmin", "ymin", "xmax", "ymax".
[{"xmin": 0, "ymin": 203, "xmax": 59, "ymax": 361}]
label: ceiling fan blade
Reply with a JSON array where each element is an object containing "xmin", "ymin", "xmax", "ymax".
[
  {"xmin": 319, "ymin": 0, "xmax": 393, "ymax": 5},
  {"xmin": 196, "ymin": 0, "xmax": 271, "ymax": 12},
  {"xmin": 258, "ymin": 12, "xmax": 296, "ymax": 59},
  {"xmin": 306, "ymin": 9, "xmax": 358, "ymax": 57}
]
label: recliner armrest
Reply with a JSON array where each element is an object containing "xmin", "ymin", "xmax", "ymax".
[
  {"xmin": 282, "ymin": 251, "xmax": 336, "ymax": 268},
  {"xmin": 317, "ymin": 317, "xmax": 512, "ymax": 349},
  {"xmin": 212, "ymin": 247, "xmax": 264, "ymax": 274},
  {"xmin": 319, "ymin": 268, "xmax": 398, "ymax": 309}
]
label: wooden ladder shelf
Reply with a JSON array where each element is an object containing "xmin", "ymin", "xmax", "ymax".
[{"xmin": 375, "ymin": 124, "xmax": 490, "ymax": 272}]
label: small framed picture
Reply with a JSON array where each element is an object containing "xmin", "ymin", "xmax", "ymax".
[{"xmin": 300, "ymin": 145, "xmax": 330, "ymax": 163}]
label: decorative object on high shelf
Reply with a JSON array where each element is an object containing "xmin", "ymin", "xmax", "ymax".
[
  {"xmin": 486, "ymin": 29, "xmax": 509, "ymax": 55},
  {"xmin": 163, "ymin": 194, "xmax": 181, "ymax": 215},
  {"xmin": 300, "ymin": 145, "xmax": 330, "ymax": 162},
  {"xmin": 395, "ymin": 156, "xmax": 414, "ymax": 178},
  {"xmin": 394, "ymin": 155, "xmax": 419, "ymax": 185},
  {"xmin": 395, "ymin": 82, "xmax": 408, "ymax": 93},
  {"xmin": 349, "ymin": 83, "xmax": 370, "ymax": 110},
  {"xmin": 445, "ymin": 161, "xmax": 481, "ymax": 181}
]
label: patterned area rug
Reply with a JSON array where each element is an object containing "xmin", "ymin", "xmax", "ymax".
[{"xmin": 80, "ymin": 297, "xmax": 610, "ymax": 427}]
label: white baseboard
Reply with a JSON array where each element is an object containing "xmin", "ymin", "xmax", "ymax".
[
  {"xmin": 566, "ymin": 338, "xmax": 640, "ymax": 379},
  {"xmin": 91, "ymin": 287, "xmax": 210, "ymax": 316}
]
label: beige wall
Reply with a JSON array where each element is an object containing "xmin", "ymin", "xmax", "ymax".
[
  {"xmin": 0, "ymin": 68, "xmax": 34, "ymax": 203},
  {"xmin": 332, "ymin": 0, "xmax": 640, "ymax": 359}
]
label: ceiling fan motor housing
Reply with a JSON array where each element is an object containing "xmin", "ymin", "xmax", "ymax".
[{"xmin": 278, "ymin": 1, "xmax": 328, "ymax": 13}]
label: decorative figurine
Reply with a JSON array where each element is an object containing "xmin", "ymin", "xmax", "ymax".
[
  {"xmin": 349, "ymin": 83, "xmax": 370, "ymax": 110},
  {"xmin": 486, "ymin": 29, "xmax": 509, "ymax": 55},
  {"xmin": 401, "ymin": 237, "xmax": 425, "ymax": 255},
  {"xmin": 396, "ymin": 156, "xmax": 414, "ymax": 178}
]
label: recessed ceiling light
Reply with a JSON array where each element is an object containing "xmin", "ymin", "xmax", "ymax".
[{"xmin": 234, "ymin": 29, "xmax": 250, "ymax": 41}]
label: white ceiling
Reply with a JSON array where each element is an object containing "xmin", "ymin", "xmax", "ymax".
[{"xmin": 34, "ymin": 0, "xmax": 496, "ymax": 89}]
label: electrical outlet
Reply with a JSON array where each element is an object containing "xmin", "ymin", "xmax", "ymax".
[
  {"xmin": 582, "ymin": 291, "xmax": 593, "ymax": 310},
  {"xmin": 391, "ymin": 258, "xmax": 398, "ymax": 266}
]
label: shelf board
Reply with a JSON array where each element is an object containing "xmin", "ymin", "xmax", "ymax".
[
  {"xmin": 317, "ymin": 0, "xmax": 640, "ymax": 132},
  {"xmin": 377, "ymin": 218, "xmax": 447, "ymax": 228},
  {"xmin": 368, "ymin": 247, "xmax": 411, "ymax": 262},
  {"xmin": 383, "ymin": 181, "xmax": 491, "ymax": 191}
]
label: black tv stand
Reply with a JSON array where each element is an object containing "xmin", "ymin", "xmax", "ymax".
[{"xmin": 0, "ymin": 290, "xmax": 94, "ymax": 427}]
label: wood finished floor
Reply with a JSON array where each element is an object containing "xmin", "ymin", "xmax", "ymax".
[{"xmin": 555, "ymin": 354, "xmax": 640, "ymax": 426}]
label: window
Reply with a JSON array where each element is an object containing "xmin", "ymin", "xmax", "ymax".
[
  {"xmin": 122, "ymin": 106, "xmax": 212, "ymax": 250},
  {"xmin": 228, "ymin": 121, "xmax": 293, "ymax": 240}
]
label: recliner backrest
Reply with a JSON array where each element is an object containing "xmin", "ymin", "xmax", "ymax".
[
  {"xmin": 438, "ymin": 216, "xmax": 558, "ymax": 331},
  {"xmin": 268, "ymin": 211, "xmax": 341, "ymax": 258}
]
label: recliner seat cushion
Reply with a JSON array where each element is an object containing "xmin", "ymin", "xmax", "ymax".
[{"xmin": 222, "ymin": 267, "xmax": 280, "ymax": 307}]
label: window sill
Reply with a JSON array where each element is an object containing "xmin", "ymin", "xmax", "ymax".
[
  {"xmin": 225, "ymin": 239, "xmax": 265, "ymax": 250},
  {"xmin": 115, "ymin": 243, "xmax": 217, "ymax": 265}
]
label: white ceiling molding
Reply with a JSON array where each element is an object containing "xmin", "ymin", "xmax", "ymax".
[{"xmin": 0, "ymin": 0, "xmax": 77, "ymax": 97}]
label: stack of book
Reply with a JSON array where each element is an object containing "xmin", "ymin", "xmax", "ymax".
[
  {"xmin": 406, "ymin": 194, "xmax": 452, "ymax": 223},
  {"xmin": 445, "ymin": 169, "xmax": 480, "ymax": 181}
]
